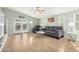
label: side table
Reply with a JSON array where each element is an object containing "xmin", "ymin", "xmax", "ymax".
[{"xmin": 67, "ymin": 32, "xmax": 77, "ymax": 42}]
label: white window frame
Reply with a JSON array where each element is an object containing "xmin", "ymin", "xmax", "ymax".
[
  {"xmin": 58, "ymin": 16, "xmax": 65, "ymax": 31},
  {"xmin": 74, "ymin": 13, "xmax": 79, "ymax": 33}
]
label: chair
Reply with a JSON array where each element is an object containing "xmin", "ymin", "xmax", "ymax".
[{"xmin": 32, "ymin": 25, "xmax": 40, "ymax": 33}]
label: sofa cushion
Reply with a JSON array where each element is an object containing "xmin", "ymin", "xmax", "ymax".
[
  {"xmin": 48, "ymin": 27, "xmax": 54, "ymax": 31},
  {"xmin": 53, "ymin": 26, "xmax": 63, "ymax": 30}
]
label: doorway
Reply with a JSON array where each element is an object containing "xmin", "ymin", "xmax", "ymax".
[{"xmin": 14, "ymin": 19, "xmax": 28, "ymax": 33}]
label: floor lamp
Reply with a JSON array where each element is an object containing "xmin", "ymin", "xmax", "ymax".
[{"xmin": 69, "ymin": 22, "xmax": 74, "ymax": 32}]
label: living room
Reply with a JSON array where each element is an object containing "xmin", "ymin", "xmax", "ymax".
[{"xmin": 0, "ymin": 7, "xmax": 79, "ymax": 52}]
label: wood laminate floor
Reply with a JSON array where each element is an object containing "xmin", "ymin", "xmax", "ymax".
[{"xmin": 2, "ymin": 33, "xmax": 79, "ymax": 52}]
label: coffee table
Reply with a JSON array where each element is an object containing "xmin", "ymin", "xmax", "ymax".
[{"xmin": 36, "ymin": 31, "xmax": 45, "ymax": 38}]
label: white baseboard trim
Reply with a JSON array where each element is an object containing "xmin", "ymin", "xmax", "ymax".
[{"xmin": 0, "ymin": 34, "xmax": 8, "ymax": 52}]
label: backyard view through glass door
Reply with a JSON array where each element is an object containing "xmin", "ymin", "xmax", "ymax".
[{"xmin": 14, "ymin": 19, "xmax": 28, "ymax": 33}]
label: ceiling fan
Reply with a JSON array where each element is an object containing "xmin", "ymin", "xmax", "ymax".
[{"xmin": 32, "ymin": 7, "xmax": 46, "ymax": 14}]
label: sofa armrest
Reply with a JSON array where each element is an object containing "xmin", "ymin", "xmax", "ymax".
[{"xmin": 56, "ymin": 30, "xmax": 64, "ymax": 37}]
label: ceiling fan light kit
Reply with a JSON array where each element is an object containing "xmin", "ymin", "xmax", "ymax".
[{"xmin": 32, "ymin": 7, "xmax": 45, "ymax": 14}]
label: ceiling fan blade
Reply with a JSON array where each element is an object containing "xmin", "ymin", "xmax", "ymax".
[
  {"xmin": 41, "ymin": 10, "xmax": 45, "ymax": 11},
  {"xmin": 36, "ymin": 9, "xmax": 45, "ymax": 11}
]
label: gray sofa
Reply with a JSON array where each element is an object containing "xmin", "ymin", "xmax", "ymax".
[
  {"xmin": 32, "ymin": 25, "xmax": 40, "ymax": 33},
  {"xmin": 44, "ymin": 26, "xmax": 64, "ymax": 39}
]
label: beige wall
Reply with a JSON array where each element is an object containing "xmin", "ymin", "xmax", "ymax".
[
  {"xmin": 2, "ymin": 8, "xmax": 40, "ymax": 35},
  {"xmin": 40, "ymin": 9, "xmax": 79, "ymax": 41}
]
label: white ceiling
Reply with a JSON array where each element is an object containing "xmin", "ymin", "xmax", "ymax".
[{"xmin": 7, "ymin": 7, "xmax": 79, "ymax": 18}]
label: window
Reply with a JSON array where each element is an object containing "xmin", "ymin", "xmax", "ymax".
[{"xmin": 75, "ymin": 14, "xmax": 79, "ymax": 32}]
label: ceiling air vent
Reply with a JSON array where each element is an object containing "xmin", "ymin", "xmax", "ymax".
[{"xmin": 19, "ymin": 16, "xmax": 25, "ymax": 18}]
